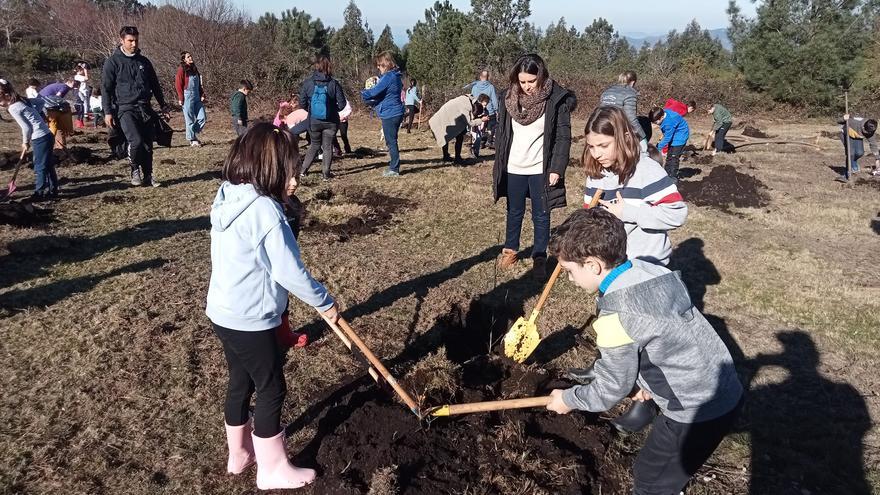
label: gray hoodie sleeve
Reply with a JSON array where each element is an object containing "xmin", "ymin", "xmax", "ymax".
[
  {"xmin": 622, "ymin": 91, "xmax": 644, "ymax": 140},
  {"xmin": 562, "ymin": 312, "xmax": 640, "ymax": 412},
  {"xmin": 261, "ymin": 220, "xmax": 335, "ymax": 311}
]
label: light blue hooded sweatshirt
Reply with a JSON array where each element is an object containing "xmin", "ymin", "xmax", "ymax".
[
  {"xmin": 470, "ymin": 80, "xmax": 498, "ymax": 116},
  {"xmin": 206, "ymin": 182, "xmax": 334, "ymax": 331}
]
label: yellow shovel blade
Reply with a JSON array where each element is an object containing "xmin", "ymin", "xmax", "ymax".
[{"xmin": 503, "ymin": 316, "xmax": 541, "ymax": 363}]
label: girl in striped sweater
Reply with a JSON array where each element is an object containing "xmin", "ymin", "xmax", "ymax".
[{"xmin": 583, "ymin": 106, "xmax": 687, "ymax": 267}]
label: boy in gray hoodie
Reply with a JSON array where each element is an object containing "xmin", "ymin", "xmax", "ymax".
[{"xmin": 546, "ymin": 207, "xmax": 743, "ymax": 495}]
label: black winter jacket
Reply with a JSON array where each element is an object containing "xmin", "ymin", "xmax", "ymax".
[
  {"xmin": 299, "ymin": 71, "xmax": 347, "ymax": 124},
  {"xmin": 493, "ymin": 81, "xmax": 577, "ymax": 211},
  {"xmin": 102, "ymin": 46, "xmax": 167, "ymax": 114}
]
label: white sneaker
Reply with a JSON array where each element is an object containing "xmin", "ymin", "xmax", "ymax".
[
  {"xmin": 318, "ymin": 153, "xmax": 323, "ymax": 160},
  {"xmin": 190, "ymin": 141, "xmax": 201, "ymax": 147}
]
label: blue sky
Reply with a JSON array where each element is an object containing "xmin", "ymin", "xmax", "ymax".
[{"xmin": 234, "ymin": 1, "xmax": 757, "ymax": 43}]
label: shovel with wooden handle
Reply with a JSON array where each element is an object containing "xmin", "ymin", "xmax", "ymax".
[
  {"xmin": 428, "ymin": 396, "xmax": 552, "ymax": 416},
  {"xmin": 1, "ymin": 149, "xmax": 28, "ymax": 201},
  {"xmin": 318, "ymin": 312, "xmax": 422, "ymax": 419},
  {"xmin": 502, "ymin": 188, "xmax": 604, "ymax": 363}
]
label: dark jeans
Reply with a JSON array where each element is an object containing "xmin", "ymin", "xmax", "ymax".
[
  {"xmin": 335, "ymin": 120, "xmax": 352, "ymax": 154},
  {"xmin": 232, "ymin": 117, "xmax": 248, "ymax": 137},
  {"xmin": 664, "ymin": 145, "xmax": 685, "ymax": 180},
  {"xmin": 633, "ymin": 400, "xmax": 742, "ymax": 495},
  {"xmin": 404, "ymin": 104, "xmax": 417, "ymax": 131},
  {"xmin": 213, "ymin": 323, "xmax": 286, "ymax": 438},
  {"xmin": 443, "ymin": 132, "xmax": 464, "ymax": 160},
  {"xmin": 31, "ymin": 133, "xmax": 58, "ymax": 195},
  {"xmin": 301, "ymin": 121, "xmax": 337, "ymax": 178},
  {"xmin": 381, "ymin": 114, "xmax": 403, "ymax": 173},
  {"xmin": 841, "ymin": 129, "xmax": 865, "ymax": 180},
  {"xmin": 714, "ymin": 123, "xmax": 731, "ymax": 152},
  {"xmin": 118, "ymin": 106, "xmax": 156, "ymax": 177},
  {"xmin": 504, "ymin": 173, "xmax": 550, "ymax": 258}
]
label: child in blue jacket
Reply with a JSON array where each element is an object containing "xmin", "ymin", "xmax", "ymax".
[
  {"xmin": 650, "ymin": 107, "xmax": 690, "ymax": 181},
  {"xmin": 206, "ymin": 123, "xmax": 340, "ymax": 491}
]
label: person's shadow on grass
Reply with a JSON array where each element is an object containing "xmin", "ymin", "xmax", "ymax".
[
  {"xmin": 745, "ymin": 331, "xmax": 870, "ymax": 494},
  {"xmin": 670, "ymin": 239, "xmax": 871, "ymax": 494}
]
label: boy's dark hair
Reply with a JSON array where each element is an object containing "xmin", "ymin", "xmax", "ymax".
[
  {"xmin": 28, "ymin": 78, "xmax": 39, "ymax": 87},
  {"xmin": 549, "ymin": 208, "xmax": 628, "ymax": 267},
  {"xmin": 864, "ymin": 119, "xmax": 878, "ymax": 137},
  {"xmin": 222, "ymin": 122, "xmax": 299, "ymax": 204},
  {"xmin": 240, "ymin": 79, "xmax": 253, "ymax": 91},
  {"xmin": 476, "ymin": 93, "xmax": 490, "ymax": 105},
  {"xmin": 687, "ymin": 100, "xmax": 697, "ymax": 109},
  {"xmin": 649, "ymin": 106, "xmax": 665, "ymax": 123},
  {"xmin": 119, "ymin": 26, "xmax": 139, "ymax": 37}
]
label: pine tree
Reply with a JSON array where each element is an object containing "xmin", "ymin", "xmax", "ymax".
[
  {"xmin": 374, "ymin": 24, "xmax": 398, "ymax": 58},
  {"xmin": 405, "ymin": 1, "xmax": 478, "ymax": 96},
  {"xmin": 728, "ymin": 0, "xmax": 876, "ymax": 107},
  {"xmin": 330, "ymin": 0, "xmax": 374, "ymax": 83}
]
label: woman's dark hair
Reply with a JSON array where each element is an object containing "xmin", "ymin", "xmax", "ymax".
[
  {"xmin": 180, "ymin": 51, "xmax": 198, "ymax": 75},
  {"xmin": 222, "ymin": 122, "xmax": 299, "ymax": 204},
  {"xmin": 549, "ymin": 208, "xmax": 628, "ymax": 267},
  {"xmin": 507, "ymin": 54, "xmax": 550, "ymax": 97},
  {"xmin": 92, "ymin": 87, "xmax": 101, "ymax": 97},
  {"xmin": 582, "ymin": 106, "xmax": 640, "ymax": 184},
  {"xmin": 0, "ymin": 79, "xmax": 26, "ymax": 106},
  {"xmin": 314, "ymin": 55, "xmax": 333, "ymax": 77}
]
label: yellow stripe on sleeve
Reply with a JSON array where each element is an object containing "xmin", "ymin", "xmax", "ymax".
[{"xmin": 592, "ymin": 313, "xmax": 635, "ymax": 348}]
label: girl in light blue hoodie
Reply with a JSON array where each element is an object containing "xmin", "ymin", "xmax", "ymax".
[{"xmin": 205, "ymin": 123, "xmax": 339, "ymax": 491}]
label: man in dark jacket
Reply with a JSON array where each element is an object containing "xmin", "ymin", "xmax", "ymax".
[{"xmin": 102, "ymin": 26, "xmax": 170, "ymax": 187}]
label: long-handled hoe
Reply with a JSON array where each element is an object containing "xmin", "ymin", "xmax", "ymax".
[
  {"xmin": 502, "ymin": 188, "xmax": 604, "ymax": 363},
  {"xmin": 319, "ymin": 311, "xmax": 422, "ymax": 419},
  {"xmin": 1, "ymin": 149, "xmax": 28, "ymax": 201}
]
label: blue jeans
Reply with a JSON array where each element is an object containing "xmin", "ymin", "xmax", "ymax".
[
  {"xmin": 504, "ymin": 172, "xmax": 550, "ymax": 258},
  {"xmin": 842, "ymin": 129, "xmax": 864, "ymax": 180},
  {"xmin": 32, "ymin": 133, "xmax": 58, "ymax": 195},
  {"xmin": 183, "ymin": 90, "xmax": 206, "ymax": 142},
  {"xmin": 381, "ymin": 113, "xmax": 404, "ymax": 173}
]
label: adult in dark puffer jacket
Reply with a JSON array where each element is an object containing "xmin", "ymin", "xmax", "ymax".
[
  {"xmin": 493, "ymin": 53, "xmax": 577, "ymax": 278},
  {"xmin": 102, "ymin": 25, "xmax": 169, "ymax": 187},
  {"xmin": 299, "ymin": 55, "xmax": 347, "ymax": 181}
]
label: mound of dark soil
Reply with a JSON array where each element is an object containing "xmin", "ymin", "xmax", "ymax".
[
  {"xmin": 56, "ymin": 146, "xmax": 111, "ymax": 166},
  {"xmin": 68, "ymin": 134, "xmax": 102, "ymax": 145},
  {"xmin": 742, "ymin": 125, "xmax": 771, "ymax": 139},
  {"xmin": 0, "ymin": 200, "xmax": 53, "ymax": 227},
  {"xmin": 304, "ymin": 187, "xmax": 413, "ymax": 242},
  {"xmin": 298, "ymin": 300, "xmax": 626, "ymax": 495},
  {"xmin": 678, "ymin": 165, "xmax": 771, "ymax": 214}
]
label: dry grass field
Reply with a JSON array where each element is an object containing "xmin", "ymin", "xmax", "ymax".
[{"xmin": 0, "ymin": 109, "xmax": 878, "ymax": 494}]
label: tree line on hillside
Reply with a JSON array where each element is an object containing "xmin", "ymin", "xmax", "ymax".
[{"xmin": 0, "ymin": 0, "xmax": 877, "ymax": 114}]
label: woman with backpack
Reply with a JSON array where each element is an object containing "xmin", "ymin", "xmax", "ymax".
[
  {"xmin": 492, "ymin": 54, "xmax": 577, "ymax": 278},
  {"xmin": 299, "ymin": 55, "xmax": 347, "ymax": 181},
  {"xmin": 175, "ymin": 51, "xmax": 207, "ymax": 147},
  {"xmin": 361, "ymin": 51, "xmax": 405, "ymax": 177}
]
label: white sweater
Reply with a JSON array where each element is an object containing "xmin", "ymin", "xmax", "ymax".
[
  {"xmin": 8, "ymin": 101, "xmax": 51, "ymax": 145},
  {"xmin": 507, "ymin": 114, "xmax": 545, "ymax": 175}
]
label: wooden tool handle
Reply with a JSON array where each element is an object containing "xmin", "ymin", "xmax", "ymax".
[
  {"xmin": 320, "ymin": 313, "xmax": 381, "ymax": 384},
  {"xmin": 432, "ymin": 396, "xmax": 552, "ymax": 416},
  {"xmin": 531, "ymin": 188, "xmax": 602, "ymax": 315},
  {"xmin": 328, "ymin": 315, "xmax": 421, "ymax": 417},
  {"xmin": 9, "ymin": 149, "xmax": 27, "ymax": 184}
]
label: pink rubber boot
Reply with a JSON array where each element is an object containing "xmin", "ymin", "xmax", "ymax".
[
  {"xmin": 252, "ymin": 431, "xmax": 316, "ymax": 490},
  {"xmin": 224, "ymin": 421, "xmax": 256, "ymax": 474}
]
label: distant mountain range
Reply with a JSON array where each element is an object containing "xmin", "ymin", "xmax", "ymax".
[{"xmin": 624, "ymin": 28, "xmax": 731, "ymax": 50}]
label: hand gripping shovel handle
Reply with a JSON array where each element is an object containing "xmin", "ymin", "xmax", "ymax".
[
  {"xmin": 431, "ymin": 396, "xmax": 552, "ymax": 416},
  {"xmin": 319, "ymin": 312, "xmax": 421, "ymax": 418}
]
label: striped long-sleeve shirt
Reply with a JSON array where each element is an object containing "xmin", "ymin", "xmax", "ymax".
[{"xmin": 585, "ymin": 156, "xmax": 687, "ymax": 266}]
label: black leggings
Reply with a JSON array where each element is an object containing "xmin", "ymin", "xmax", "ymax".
[
  {"xmin": 335, "ymin": 120, "xmax": 351, "ymax": 154},
  {"xmin": 213, "ymin": 323, "xmax": 286, "ymax": 438}
]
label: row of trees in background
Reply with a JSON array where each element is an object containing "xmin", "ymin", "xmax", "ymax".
[{"xmin": 0, "ymin": 0, "xmax": 878, "ymax": 115}]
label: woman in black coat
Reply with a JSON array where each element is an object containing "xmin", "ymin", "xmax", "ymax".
[{"xmin": 492, "ymin": 54, "xmax": 577, "ymax": 277}]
